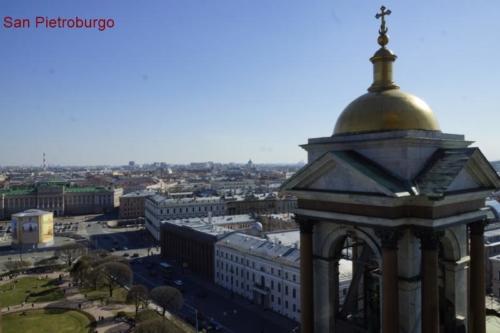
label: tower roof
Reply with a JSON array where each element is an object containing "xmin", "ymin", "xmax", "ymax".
[{"xmin": 333, "ymin": 6, "xmax": 440, "ymax": 135}]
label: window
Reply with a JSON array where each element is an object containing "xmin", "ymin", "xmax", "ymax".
[
  {"xmin": 292, "ymin": 288, "xmax": 296, "ymax": 298},
  {"xmin": 285, "ymin": 301, "xmax": 288, "ymax": 309},
  {"xmin": 293, "ymin": 274, "xmax": 296, "ymax": 282},
  {"xmin": 271, "ymin": 295, "xmax": 274, "ymax": 302},
  {"xmin": 278, "ymin": 297, "xmax": 281, "ymax": 305},
  {"xmin": 271, "ymin": 280, "xmax": 274, "ymax": 290},
  {"xmin": 278, "ymin": 283, "xmax": 281, "ymax": 292},
  {"xmin": 285, "ymin": 285, "xmax": 288, "ymax": 295},
  {"xmin": 293, "ymin": 304, "xmax": 296, "ymax": 312}
]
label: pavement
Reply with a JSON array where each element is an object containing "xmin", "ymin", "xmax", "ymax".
[{"xmin": 0, "ymin": 272, "xmax": 135, "ymax": 333}]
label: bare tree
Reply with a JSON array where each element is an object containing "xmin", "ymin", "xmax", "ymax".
[
  {"xmin": 150, "ymin": 286, "xmax": 183, "ymax": 316},
  {"xmin": 127, "ymin": 284, "xmax": 149, "ymax": 316},
  {"xmin": 69, "ymin": 256, "xmax": 92, "ymax": 286},
  {"xmin": 100, "ymin": 262, "xmax": 133, "ymax": 297},
  {"xmin": 5, "ymin": 259, "xmax": 31, "ymax": 272},
  {"xmin": 56, "ymin": 243, "xmax": 87, "ymax": 266}
]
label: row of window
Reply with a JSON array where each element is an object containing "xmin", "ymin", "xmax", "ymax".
[
  {"xmin": 6, "ymin": 195, "xmax": 112, "ymax": 207},
  {"xmin": 216, "ymin": 269, "xmax": 297, "ymax": 298},
  {"xmin": 216, "ymin": 249, "xmax": 297, "ymax": 282},
  {"xmin": 215, "ymin": 274, "xmax": 299, "ymax": 313},
  {"xmin": 158, "ymin": 204, "xmax": 224, "ymax": 215}
]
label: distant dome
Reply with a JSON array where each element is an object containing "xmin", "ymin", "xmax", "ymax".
[
  {"xmin": 252, "ymin": 222, "xmax": 263, "ymax": 232},
  {"xmin": 334, "ymin": 89, "xmax": 440, "ymax": 135}
]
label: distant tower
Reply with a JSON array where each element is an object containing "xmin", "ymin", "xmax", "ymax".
[{"xmin": 42, "ymin": 152, "xmax": 47, "ymax": 171}]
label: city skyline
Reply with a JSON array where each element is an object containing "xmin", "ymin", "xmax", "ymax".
[{"xmin": 2, "ymin": 1, "xmax": 500, "ymax": 165}]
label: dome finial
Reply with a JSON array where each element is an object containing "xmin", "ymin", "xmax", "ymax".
[
  {"xmin": 375, "ymin": 6, "xmax": 391, "ymax": 47},
  {"xmin": 368, "ymin": 5, "xmax": 399, "ymax": 92}
]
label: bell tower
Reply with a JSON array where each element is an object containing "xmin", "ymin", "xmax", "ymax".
[{"xmin": 282, "ymin": 6, "xmax": 500, "ymax": 333}]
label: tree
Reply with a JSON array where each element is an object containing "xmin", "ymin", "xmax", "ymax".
[
  {"xmin": 100, "ymin": 262, "xmax": 133, "ymax": 297},
  {"xmin": 135, "ymin": 318, "xmax": 171, "ymax": 333},
  {"xmin": 69, "ymin": 256, "xmax": 92, "ymax": 286},
  {"xmin": 55, "ymin": 243, "xmax": 87, "ymax": 266},
  {"xmin": 5, "ymin": 259, "xmax": 31, "ymax": 272},
  {"xmin": 127, "ymin": 284, "xmax": 149, "ymax": 316},
  {"xmin": 150, "ymin": 286, "xmax": 183, "ymax": 316}
]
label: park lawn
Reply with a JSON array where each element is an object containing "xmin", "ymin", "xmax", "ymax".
[
  {"xmin": 81, "ymin": 286, "xmax": 128, "ymax": 303},
  {"xmin": 2, "ymin": 308, "xmax": 93, "ymax": 333},
  {"xmin": 0, "ymin": 277, "xmax": 64, "ymax": 307}
]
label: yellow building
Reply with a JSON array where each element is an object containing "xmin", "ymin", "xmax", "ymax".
[{"xmin": 11, "ymin": 209, "xmax": 54, "ymax": 248}]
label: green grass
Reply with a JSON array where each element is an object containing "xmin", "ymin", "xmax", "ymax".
[
  {"xmin": 80, "ymin": 286, "xmax": 127, "ymax": 303},
  {"xmin": 1, "ymin": 308, "xmax": 93, "ymax": 333},
  {"xmin": 0, "ymin": 277, "xmax": 64, "ymax": 307}
]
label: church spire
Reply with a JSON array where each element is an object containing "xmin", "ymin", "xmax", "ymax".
[{"xmin": 368, "ymin": 6, "xmax": 399, "ymax": 92}]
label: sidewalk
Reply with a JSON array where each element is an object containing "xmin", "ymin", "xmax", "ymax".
[{"xmin": 0, "ymin": 272, "xmax": 135, "ymax": 333}]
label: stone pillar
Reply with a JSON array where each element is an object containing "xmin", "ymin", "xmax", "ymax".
[
  {"xmin": 314, "ymin": 258, "xmax": 335, "ymax": 333},
  {"xmin": 299, "ymin": 218, "xmax": 314, "ymax": 333},
  {"xmin": 377, "ymin": 229, "xmax": 401, "ymax": 333},
  {"xmin": 469, "ymin": 221, "xmax": 486, "ymax": 333},
  {"xmin": 417, "ymin": 230, "xmax": 442, "ymax": 333}
]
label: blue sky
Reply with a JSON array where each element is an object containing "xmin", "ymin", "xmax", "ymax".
[{"xmin": 1, "ymin": 1, "xmax": 499, "ymax": 166}]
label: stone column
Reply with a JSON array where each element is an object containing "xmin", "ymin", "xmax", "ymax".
[
  {"xmin": 469, "ymin": 221, "xmax": 486, "ymax": 333},
  {"xmin": 417, "ymin": 230, "xmax": 442, "ymax": 333},
  {"xmin": 298, "ymin": 218, "xmax": 314, "ymax": 333},
  {"xmin": 377, "ymin": 229, "xmax": 401, "ymax": 333}
]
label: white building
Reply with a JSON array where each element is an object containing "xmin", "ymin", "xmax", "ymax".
[
  {"xmin": 491, "ymin": 255, "xmax": 500, "ymax": 298},
  {"xmin": 145, "ymin": 194, "xmax": 225, "ymax": 240},
  {"xmin": 214, "ymin": 232, "xmax": 353, "ymax": 322}
]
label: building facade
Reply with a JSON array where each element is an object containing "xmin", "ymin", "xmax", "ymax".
[
  {"xmin": 146, "ymin": 195, "xmax": 225, "ymax": 240},
  {"xmin": 159, "ymin": 215, "xmax": 256, "ymax": 280},
  {"xmin": 0, "ymin": 183, "xmax": 122, "ymax": 219},
  {"xmin": 215, "ymin": 233, "xmax": 301, "ymax": 321},
  {"xmin": 214, "ymin": 232, "xmax": 352, "ymax": 322},
  {"xmin": 11, "ymin": 209, "xmax": 54, "ymax": 248},
  {"xmin": 490, "ymin": 255, "xmax": 500, "ymax": 298},
  {"xmin": 119, "ymin": 190, "xmax": 155, "ymax": 219},
  {"xmin": 225, "ymin": 193, "xmax": 297, "ymax": 215}
]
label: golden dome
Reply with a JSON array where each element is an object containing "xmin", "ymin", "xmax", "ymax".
[
  {"xmin": 333, "ymin": 6, "xmax": 441, "ymax": 135},
  {"xmin": 334, "ymin": 89, "xmax": 440, "ymax": 135}
]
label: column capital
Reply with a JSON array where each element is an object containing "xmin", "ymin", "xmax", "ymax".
[
  {"xmin": 414, "ymin": 228, "xmax": 444, "ymax": 250},
  {"xmin": 296, "ymin": 216, "xmax": 314, "ymax": 234},
  {"xmin": 469, "ymin": 220, "xmax": 487, "ymax": 236},
  {"xmin": 375, "ymin": 228, "xmax": 402, "ymax": 249}
]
